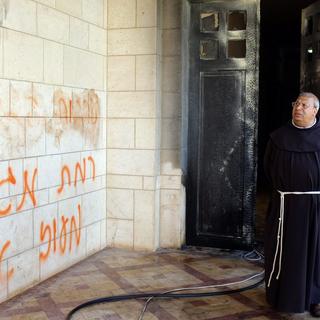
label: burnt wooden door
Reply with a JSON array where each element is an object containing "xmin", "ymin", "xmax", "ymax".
[
  {"xmin": 301, "ymin": 1, "xmax": 320, "ymax": 96},
  {"xmin": 185, "ymin": 0, "xmax": 259, "ymax": 249}
]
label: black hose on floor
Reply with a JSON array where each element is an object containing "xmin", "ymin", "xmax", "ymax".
[{"xmin": 66, "ymin": 275, "xmax": 265, "ymax": 319}]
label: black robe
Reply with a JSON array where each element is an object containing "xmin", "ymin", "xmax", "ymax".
[{"xmin": 264, "ymin": 119, "xmax": 320, "ymax": 313}]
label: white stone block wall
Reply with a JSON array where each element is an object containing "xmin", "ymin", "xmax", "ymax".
[
  {"xmin": 0, "ymin": 0, "xmax": 185, "ymax": 301},
  {"xmin": 0, "ymin": 0, "xmax": 107, "ymax": 302},
  {"xmin": 106, "ymin": 0, "xmax": 184, "ymax": 250},
  {"xmin": 107, "ymin": 0, "xmax": 160, "ymax": 250},
  {"xmin": 160, "ymin": 0, "xmax": 184, "ymax": 248}
]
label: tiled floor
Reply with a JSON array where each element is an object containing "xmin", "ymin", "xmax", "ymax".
[{"xmin": 0, "ymin": 247, "xmax": 314, "ymax": 319}]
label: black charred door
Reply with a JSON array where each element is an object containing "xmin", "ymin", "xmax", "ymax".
[
  {"xmin": 185, "ymin": 0, "xmax": 259, "ymax": 249},
  {"xmin": 301, "ymin": 0, "xmax": 320, "ymax": 96}
]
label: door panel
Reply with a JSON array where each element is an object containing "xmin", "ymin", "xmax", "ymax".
[
  {"xmin": 186, "ymin": 0, "xmax": 259, "ymax": 249},
  {"xmin": 199, "ymin": 71, "xmax": 245, "ymax": 239}
]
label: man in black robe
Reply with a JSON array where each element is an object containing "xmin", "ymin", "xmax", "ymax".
[{"xmin": 264, "ymin": 92, "xmax": 320, "ymax": 317}]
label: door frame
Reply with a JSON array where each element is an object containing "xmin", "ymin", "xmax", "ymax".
[{"xmin": 181, "ymin": 0, "xmax": 261, "ymax": 249}]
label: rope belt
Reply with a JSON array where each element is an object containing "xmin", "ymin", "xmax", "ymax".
[{"xmin": 267, "ymin": 190, "xmax": 320, "ymax": 288}]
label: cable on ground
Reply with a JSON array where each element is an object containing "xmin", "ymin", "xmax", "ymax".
[{"xmin": 66, "ymin": 249, "xmax": 265, "ymax": 320}]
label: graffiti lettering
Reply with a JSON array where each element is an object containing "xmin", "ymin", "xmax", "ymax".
[
  {"xmin": 57, "ymin": 165, "xmax": 71, "ymax": 194},
  {"xmin": 50, "ymin": 89, "xmax": 101, "ymax": 148},
  {"xmin": 17, "ymin": 168, "xmax": 38, "ymax": 211},
  {"xmin": 0, "ymin": 151, "xmax": 94, "ymax": 286},
  {"xmin": 0, "ymin": 241, "xmax": 14, "ymax": 283},
  {"xmin": 88, "ymin": 156, "xmax": 96, "ymax": 181},
  {"xmin": 0, "ymin": 167, "xmax": 16, "ymax": 187},
  {"xmin": 0, "ymin": 167, "xmax": 16, "ymax": 216},
  {"xmin": 39, "ymin": 204, "xmax": 81, "ymax": 262},
  {"xmin": 57, "ymin": 156, "xmax": 95, "ymax": 194},
  {"xmin": 74, "ymin": 158, "xmax": 86, "ymax": 186},
  {"xmin": 39, "ymin": 222, "xmax": 52, "ymax": 262},
  {"xmin": 0, "ymin": 167, "xmax": 38, "ymax": 216}
]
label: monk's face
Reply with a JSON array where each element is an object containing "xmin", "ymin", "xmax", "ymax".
[{"xmin": 292, "ymin": 96, "xmax": 318, "ymax": 127}]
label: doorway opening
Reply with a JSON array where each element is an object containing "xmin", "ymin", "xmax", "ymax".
[{"xmin": 256, "ymin": 0, "xmax": 316, "ymax": 243}]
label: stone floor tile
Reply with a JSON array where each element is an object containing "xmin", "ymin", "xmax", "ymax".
[{"xmin": 0, "ymin": 247, "xmax": 311, "ymax": 319}]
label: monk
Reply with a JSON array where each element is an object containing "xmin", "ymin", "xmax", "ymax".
[{"xmin": 264, "ymin": 92, "xmax": 320, "ymax": 317}]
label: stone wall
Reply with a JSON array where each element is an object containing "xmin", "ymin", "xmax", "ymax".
[
  {"xmin": 107, "ymin": 0, "xmax": 160, "ymax": 250},
  {"xmin": 0, "ymin": 0, "xmax": 185, "ymax": 302},
  {"xmin": 106, "ymin": 0, "xmax": 184, "ymax": 250},
  {"xmin": 0, "ymin": 0, "xmax": 107, "ymax": 302},
  {"xmin": 160, "ymin": 0, "xmax": 183, "ymax": 248}
]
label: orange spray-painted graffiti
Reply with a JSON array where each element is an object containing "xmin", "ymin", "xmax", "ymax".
[
  {"xmin": 57, "ymin": 165, "xmax": 71, "ymax": 194},
  {"xmin": 0, "ymin": 241, "xmax": 14, "ymax": 284},
  {"xmin": 0, "ymin": 167, "xmax": 16, "ymax": 187},
  {"xmin": 0, "ymin": 167, "xmax": 16, "ymax": 216},
  {"xmin": 0, "ymin": 152, "xmax": 96, "ymax": 284},
  {"xmin": 0, "ymin": 167, "xmax": 38, "ymax": 287},
  {"xmin": 17, "ymin": 168, "xmax": 38, "ymax": 211},
  {"xmin": 49, "ymin": 89, "xmax": 101, "ymax": 148},
  {"xmin": 39, "ymin": 204, "xmax": 81, "ymax": 262},
  {"xmin": 0, "ymin": 168, "xmax": 38, "ymax": 216},
  {"xmin": 57, "ymin": 156, "xmax": 96, "ymax": 194}
]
